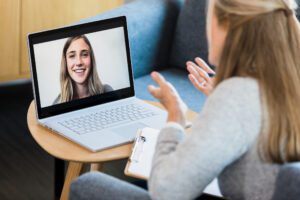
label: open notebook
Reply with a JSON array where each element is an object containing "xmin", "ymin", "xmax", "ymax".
[{"xmin": 124, "ymin": 127, "xmax": 223, "ymax": 197}]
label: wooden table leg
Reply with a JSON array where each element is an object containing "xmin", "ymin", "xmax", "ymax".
[
  {"xmin": 90, "ymin": 163, "xmax": 103, "ymax": 171},
  {"xmin": 60, "ymin": 162, "xmax": 83, "ymax": 200}
]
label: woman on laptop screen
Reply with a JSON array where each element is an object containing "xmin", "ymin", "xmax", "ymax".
[{"xmin": 53, "ymin": 35, "xmax": 113, "ymax": 104}]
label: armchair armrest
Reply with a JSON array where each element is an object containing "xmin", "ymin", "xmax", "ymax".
[{"xmin": 79, "ymin": 0, "xmax": 184, "ymax": 78}]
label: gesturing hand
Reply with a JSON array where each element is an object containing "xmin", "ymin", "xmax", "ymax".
[
  {"xmin": 187, "ymin": 57, "xmax": 215, "ymax": 96},
  {"xmin": 148, "ymin": 72, "xmax": 187, "ymax": 127}
]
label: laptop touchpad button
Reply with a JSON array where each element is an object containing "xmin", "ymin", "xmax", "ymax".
[{"xmin": 112, "ymin": 123, "xmax": 147, "ymax": 139}]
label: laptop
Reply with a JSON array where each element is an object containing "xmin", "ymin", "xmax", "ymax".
[{"xmin": 28, "ymin": 16, "xmax": 167, "ymax": 152}]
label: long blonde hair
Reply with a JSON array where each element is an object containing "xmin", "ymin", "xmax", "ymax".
[
  {"xmin": 213, "ymin": 0, "xmax": 300, "ymax": 163},
  {"xmin": 60, "ymin": 35, "xmax": 104, "ymax": 102}
]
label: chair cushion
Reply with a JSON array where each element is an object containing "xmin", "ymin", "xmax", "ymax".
[
  {"xmin": 169, "ymin": 0, "xmax": 208, "ymax": 69},
  {"xmin": 135, "ymin": 68, "xmax": 206, "ymax": 112},
  {"xmin": 272, "ymin": 163, "xmax": 300, "ymax": 200}
]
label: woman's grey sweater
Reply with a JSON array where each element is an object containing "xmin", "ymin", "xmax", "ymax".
[{"xmin": 148, "ymin": 77, "xmax": 280, "ymax": 200}]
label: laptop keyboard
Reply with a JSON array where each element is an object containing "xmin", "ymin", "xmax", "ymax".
[{"xmin": 58, "ymin": 103, "xmax": 158, "ymax": 135}]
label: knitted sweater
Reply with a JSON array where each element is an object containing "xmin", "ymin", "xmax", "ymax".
[{"xmin": 148, "ymin": 77, "xmax": 280, "ymax": 200}]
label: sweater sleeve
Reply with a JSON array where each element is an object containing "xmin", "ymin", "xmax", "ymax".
[{"xmin": 148, "ymin": 78, "xmax": 261, "ymax": 200}]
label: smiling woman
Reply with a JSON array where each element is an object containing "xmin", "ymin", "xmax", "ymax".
[{"xmin": 53, "ymin": 35, "xmax": 113, "ymax": 104}]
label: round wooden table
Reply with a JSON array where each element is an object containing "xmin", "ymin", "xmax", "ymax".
[{"xmin": 27, "ymin": 101, "xmax": 197, "ymax": 200}]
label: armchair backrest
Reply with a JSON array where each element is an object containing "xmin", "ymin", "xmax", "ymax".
[
  {"xmin": 79, "ymin": 0, "xmax": 184, "ymax": 78},
  {"xmin": 169, "ymin": 0, "xmax": 208, "ymax": 69}
]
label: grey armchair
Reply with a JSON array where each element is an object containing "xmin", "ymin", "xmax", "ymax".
[{"xmin": 79, "ymin": 0, "xmax": 208, "ymax": 112}]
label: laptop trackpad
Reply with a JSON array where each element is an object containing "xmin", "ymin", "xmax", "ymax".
[{"xmin": 112, "ymin": 123, "xmax": 147, "ymax": 139}]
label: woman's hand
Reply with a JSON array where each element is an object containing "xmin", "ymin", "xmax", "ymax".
[
  {"xmin": 187, "ymin": 57, "xmax": 215, "ymax": 96},
  {"xmin": 148, "ymin": 72, "xmax": 187, "ymax": 127}
]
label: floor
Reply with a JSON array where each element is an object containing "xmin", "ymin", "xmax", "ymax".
[{"xmin": 0, "ymin": 81, "xmax": 54, "ymax": 200}]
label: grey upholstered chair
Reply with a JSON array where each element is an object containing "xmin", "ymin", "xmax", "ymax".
[{"xmin": 272, "ymin": 163, "xmax": 300, "ymax": 200}]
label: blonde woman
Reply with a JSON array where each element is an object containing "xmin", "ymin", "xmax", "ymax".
[
  {"xmin": 70, "ymin": 0, "xmax": 300, "ymax": 199},
  {"xmin": 53, "ymin": 35, "xmax": 113, "ymax": 104}
]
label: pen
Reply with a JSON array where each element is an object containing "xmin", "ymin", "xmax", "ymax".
[
  {"xmin": 130, "ymin": 134, "xmax": 146, "ymax": 162},
  {"xmin": 129, "ymin": 131, "xmax": 140, "ymax": 161}
]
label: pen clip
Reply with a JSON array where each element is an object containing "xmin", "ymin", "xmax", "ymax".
[{"xmin": 130, "ymin": 130, "xmax": 146, "ymax": 162}]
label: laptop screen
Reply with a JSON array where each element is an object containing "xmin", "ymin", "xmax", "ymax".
[{"xmin": 28, "ymin": 17, "xmax": 134, "ymax": 119}]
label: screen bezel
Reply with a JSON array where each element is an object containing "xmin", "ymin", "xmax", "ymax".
[{"xmin": 28, "ymin": 16, "xmax": 135, "ymax": 119}]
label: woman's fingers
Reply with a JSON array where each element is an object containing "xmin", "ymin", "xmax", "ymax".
[
  {"xmin": 151, "ymin": 71, "xmax": 166, "ymax": 88},
  {"xmin": 148, "ymin": 85, "xmax": 162, "ymax": 101},
  {"xmin": 187, "ymin": 58, "xmax": 215, "ymax": 96},
  {"xmin": 148, "ymin": 85, "xmax": 160, "ymax": 99},
  {"xmin": 187, "ymin": 62, "xmax": 211, "ymax": 84},
  {"xmin": 149, "ymin": 72, "xmax": 167, "ymax": 99},
  {"xmin": 148, "ymin": 71, "xmax": 186, "ymax": 120},
  {"xmin": 194, "ymin": 57, "xmax": 215, "ymax": 74},
  {"xmin": 188, "ymin": 74, "xmax": 210, "ymax": 96},
  {"xmin": 188, "ymin": 74, "xmax": 203, "ymax": 91},
  {"xmin": 187, "ymin": 62, "xmax": 201, "ymax": 80}
]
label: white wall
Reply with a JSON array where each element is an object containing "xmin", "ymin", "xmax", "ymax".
[{"xmin": 34, "ymin": 27, "xmax": 130, "ymax": 108}]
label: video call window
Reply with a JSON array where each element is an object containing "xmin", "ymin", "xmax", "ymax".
[{"xmin": 33, "ymin": 27, "xmax": 130, "ymax": 108}]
